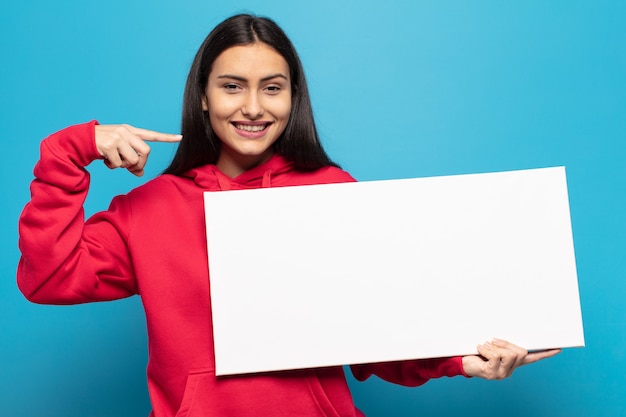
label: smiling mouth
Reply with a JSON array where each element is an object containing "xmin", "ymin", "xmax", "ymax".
[{"xmin": 233, "ymin": 123, "xmax": 270, "ymax": 132}]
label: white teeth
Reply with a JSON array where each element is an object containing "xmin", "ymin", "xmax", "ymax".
[{"xmin": 235, "ymin": 123, "xmax": 266, "ymax": 132}]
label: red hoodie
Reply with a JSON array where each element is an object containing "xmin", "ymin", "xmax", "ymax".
[{"xmin": 18, "ymin": 121, "xmax": 467, "ymax": 417}]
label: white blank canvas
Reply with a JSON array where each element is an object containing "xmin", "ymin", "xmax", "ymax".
[{"xmin": 204, "ymin": 167, "xmax": 584, "ymax": 376}]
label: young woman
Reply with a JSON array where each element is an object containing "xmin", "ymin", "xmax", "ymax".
[{"xmin": 17, "ymin": 14, "xmax": 559, "ymax": 417}]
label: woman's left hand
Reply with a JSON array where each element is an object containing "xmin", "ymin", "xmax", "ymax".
[{"xmin": 462, "ymin": 339, "xmax": 561, "ymax": 380}]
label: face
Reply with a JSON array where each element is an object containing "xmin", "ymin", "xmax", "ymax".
[{"xmin": 203, "ymin": 42, "xmax": 292, "ymax": 177}]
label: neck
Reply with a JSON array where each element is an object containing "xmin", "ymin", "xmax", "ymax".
[{"xmin": 216, "ymin": 149, "xmax": 274, "ymax": 178}]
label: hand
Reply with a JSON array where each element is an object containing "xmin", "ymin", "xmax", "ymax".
[
  {"xmin": 462, "ymin": 338, "xmax": 561, "ymax": 380},
  {"xmin": 95, "ymin": 124, "xmax": 182, "ymax": 176}
]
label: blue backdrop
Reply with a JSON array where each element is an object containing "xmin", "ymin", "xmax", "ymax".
[{"xmin": 1, "ymin": 1, "xmax": 624, "ymax": 416}]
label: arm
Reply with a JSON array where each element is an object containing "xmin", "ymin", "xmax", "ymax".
[
  {"xmin": 350, "ymin": 356, "xmax": 468, "ymax": 387},
  {"xmin": 17, "ymin": 121, "xmax": 181, "ymax": 304},
  {"xmin": 351, "ymin": 339, "xmax": 561, "ymax": 386}
]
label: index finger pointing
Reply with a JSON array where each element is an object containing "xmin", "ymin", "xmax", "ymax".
[{"xmin": 127, "ymin": 126, "xmax": 183, "ymax": 143}]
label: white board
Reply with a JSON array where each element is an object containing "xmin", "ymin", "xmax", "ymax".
[{"xmin": 204, "ymin": 167, "xmax": 584, "ymax": 376}]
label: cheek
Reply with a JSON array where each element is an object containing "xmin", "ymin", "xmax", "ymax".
[
  {"xmin": 207, "ymin": 107, "xmax": 231, "ymax": 139},
  {"xmin": 206, "ymin": 91, "xmax": 238, "ymax": 118},
  {"xmin": 275, "ymin": 99, "xmax": 292, "ymax": 122}
]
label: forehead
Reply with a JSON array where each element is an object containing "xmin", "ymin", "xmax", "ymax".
[{"xmin": 211, "ymin": 43, "xmax": 290, "ymax": 78}]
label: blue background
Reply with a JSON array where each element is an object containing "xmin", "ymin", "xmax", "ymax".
[{"xmin": 1, "ymin": 1, "xmax": 624, "ymax": 416}]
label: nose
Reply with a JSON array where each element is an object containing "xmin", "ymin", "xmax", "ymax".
[{"xmin": 241, "ymin": 92, "xmax": 264, "ymax": 119}]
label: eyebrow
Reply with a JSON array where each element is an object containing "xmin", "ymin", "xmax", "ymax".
[{"xmin": 216, "ymin": 73, "xmax": 289, "ymax": 82}]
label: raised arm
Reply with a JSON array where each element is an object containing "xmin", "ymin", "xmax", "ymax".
[{"xmin": 17, "ymin": 121, "xmax": 181, "ymax": 304}]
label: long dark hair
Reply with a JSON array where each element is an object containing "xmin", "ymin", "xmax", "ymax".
[{"xmin": 163, "ymin": 14, "xmax": 338, "ymax": 176}]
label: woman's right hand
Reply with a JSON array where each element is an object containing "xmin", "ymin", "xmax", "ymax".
[{"xmin": 95, "ymin": 124, "xmax": 182, "ymax": 176}]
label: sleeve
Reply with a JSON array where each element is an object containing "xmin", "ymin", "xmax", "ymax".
[
  {"xmin": 350, "ymin": 356, "xmax": 470, "ymax": 387},
  {"xmin": 17, "ymin": 121, "xmax": 138, "ymax": 304}
]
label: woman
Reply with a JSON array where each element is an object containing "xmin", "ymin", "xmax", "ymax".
[{"xmin": 17, "ymin": 14, "xmax": 559, "ymax": 417}]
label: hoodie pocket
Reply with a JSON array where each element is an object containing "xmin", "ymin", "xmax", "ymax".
[
  {"xmin": 174, "ymin": 369, "xmax": 349, "ymax": 417},
  {"xmin": 174, "ymin": 370, "xmax": 210, "ymax": 417}
]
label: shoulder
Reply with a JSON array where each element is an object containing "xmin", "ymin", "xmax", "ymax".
[
  {"xmin": 316, "ymin": 166, "xmax": 357, "ymax": 183},
  {"xmin": 281, "ymin": 166, "xmax": 356, "ymax": 187},
  {"xmin": 125, "ymin": 173, "xmax": 195, "ymax": 205}
]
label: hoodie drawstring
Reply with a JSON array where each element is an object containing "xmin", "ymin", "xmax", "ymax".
[
  {"xmin": 215, "ymin": 173, "xmax": 232, "ymax": 191},
  {"xmin": 213, "ymin": 169, "xmax": 273, "ymax": 190},
  {"xmin": 262, "ymin": 170, "xmax": 272, "ymax": 188}
]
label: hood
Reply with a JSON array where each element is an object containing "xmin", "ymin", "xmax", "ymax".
[{"xmin": 181, "ymin": 154, "xmax": 295, "ymax": 191}]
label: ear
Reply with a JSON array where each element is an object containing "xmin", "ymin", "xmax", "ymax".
[{"xmin": 201, "ymin": 95, "xmax": 209, "ymax": 111}]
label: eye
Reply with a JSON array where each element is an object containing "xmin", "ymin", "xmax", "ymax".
[
  {"xmin": 223, "ymin": 83, "xmax": 242, "ymax": 93},
  {"xmin": 264, "ymin": 85, "xmax": 282, "ymax": 95}
]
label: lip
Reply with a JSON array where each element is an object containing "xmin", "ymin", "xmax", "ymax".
[{"xmin": 231, "ymin": 121, "xmax": 273, "ymax": 139}]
